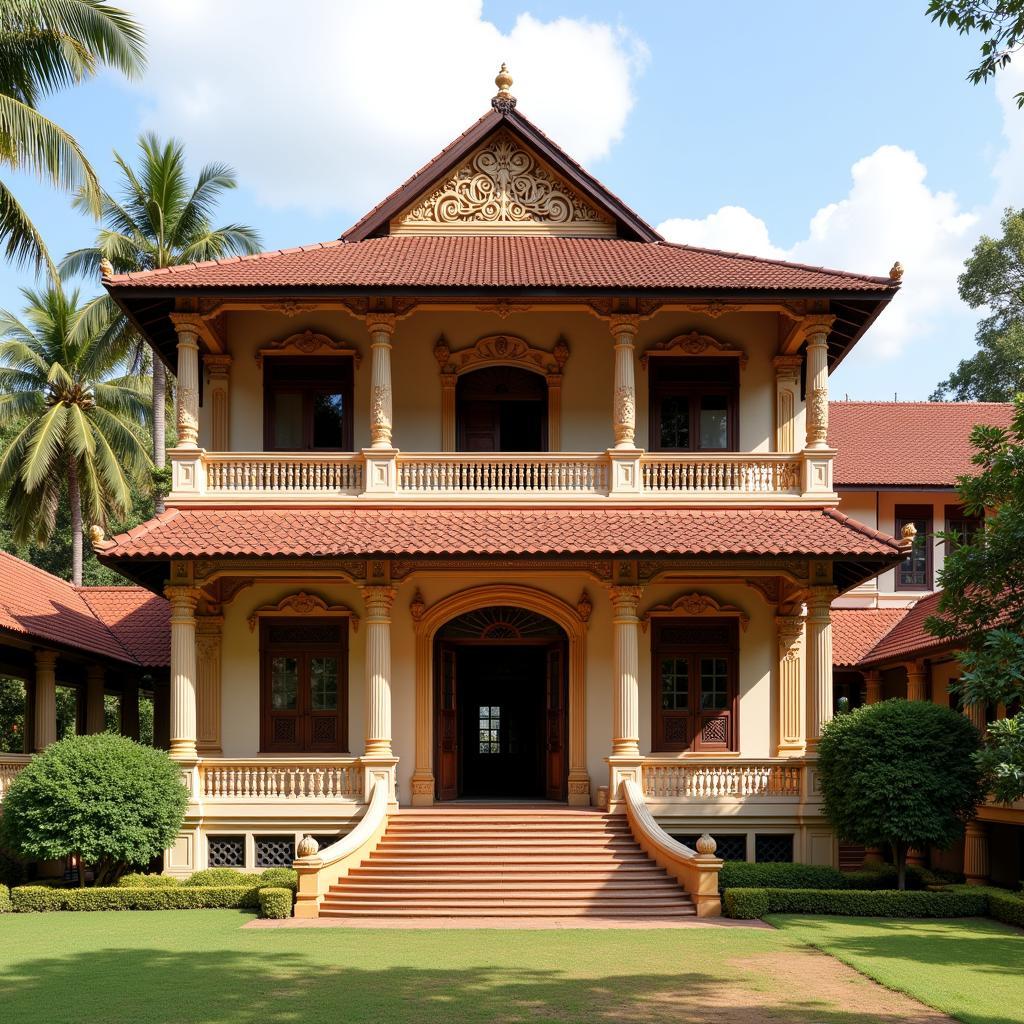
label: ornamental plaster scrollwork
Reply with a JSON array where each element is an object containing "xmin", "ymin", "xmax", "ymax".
[
  {"xmin": 435, "ymin": 333, "xmax": 569, "ymax": 377},
  {"xmin": 391, "ymin": 130, "xmax": 615, "ymax": 237},
  {"xmin": 807, "ymin": 386, "xmax": 830, "ymax": 445},
  {"xmin": 255, "ymin": 330, "xmax": 362, "ymax": 369},
  {"xmin": 641, "ymin": 592, "xmax": 750, "ymax": 633},
  {"xmin": 640, "ymin": 331, "xmax": 749, "ymax": 370},
  {"xmin": 246, "ymin": 591, "xmax": 360, "ymax": 633}
]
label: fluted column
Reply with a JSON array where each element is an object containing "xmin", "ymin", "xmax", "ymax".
[
  {"xmin": 609, "ymin": 317, "xmax": 639, "ymax": 450},
  {"xmin": 363, "ymin": 586, "xmax": 395, "ymax": 757},
  {"xmin": 806, "ymin": 586, "xmax": 837, "ymax": 745},
  {"xmin": 85, "ymin": 664, "xmax": 106, "ymax": 734},
  {"xmin": 33, "ymin": 649, "xmax": 57, "ymax": 751},
  {"xmin": 164, "ymin": 585, "xmax": 200, "ymax": 761},
  {"xmin": 905, "ymin": 660, "xmax": 929, "ymax": 701},
  {"xmin": 367, "ymin": 314, "xmax": 396, "ymax": 449},
  {"xmin": 776, "ymin": 615, "xmax": 805, "ymax": 754},
  {"xmin": 610, "ymin": 586, "xmax": 643, "ymax": 757},
  {"xmin": 864, "ymin": 669, "xmax": 882, "ymax": 704},
  {"xmin": 963, "ymin": 819, "xmax": 990, "ymax": 885},
  {"xmin": 803, "ymin": 317, "xmax": 834, "ymax": 450},
  {"xmin": 204, "ymin": 354, "xmax": 232, "ymax": 451},
  {"xmin": 965, "ymin": 700, "xmax": 988, "ymax": 733},
  {"xmin": 170, "ymin": 316, "xmax": 201, "ymax": 449}
]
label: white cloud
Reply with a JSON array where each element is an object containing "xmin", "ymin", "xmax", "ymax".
[
  {"xmin": 658, "ymin": 145, "xmax": 978, "ymax": 364},
  {"xmin": 991, "ymin": 61, "xmax": 1024, "ymax": 209},
  {"xmin": 124, "ymin": 0, "xmax": 647, "ymax": 217}
]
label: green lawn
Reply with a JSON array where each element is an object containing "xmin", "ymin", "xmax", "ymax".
[
  {"xmin": 773, "ymin": 915, "xmax": 1024, "ymax": 1024},
  {"xmin": 0, "ymin": 910, "xmax": 1020, "ymax": 1024}
]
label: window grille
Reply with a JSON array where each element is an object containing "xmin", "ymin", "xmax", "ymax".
[
  {"xmin": 255, "ymin": 835, "xmax": 296, "ymax": 868},
  {"xmin": 208, "ymin": 836, "xmax": 244, "ymax": 868},
  {"xmin": 754, "ymin": 833, "xmax": 794, "ymax": 863}
]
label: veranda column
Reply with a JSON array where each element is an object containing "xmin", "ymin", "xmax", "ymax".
[
  {"xmin": 864, "ymin": 669, "xmax": 882, "ymax": 705},
  {"xmin": 963, "ymin": 819, "xmax": 990, "ymax": 885},
  {"xmin": 610, "ymin": 586, "xmax": 643, "ymax": 756},
  {"xmin": 609, "ymin": 317, "xmax": 638, "ymax": 449},
  {"xmin": 806, "ymin": 586, "xmax": 837, "ymax": 745},
  {"xmin": 164, "ymin": 585, "xmax": 200, "ymax": 761},
  {"xmin": 367, "ymin": 314, "xmax": 396, "ymax": 449},
  {"xmin": 170, "ymin": 317, "xmax": 201, "ymax": 449},
  {"xmin": 363, "ymin": 587, "xmax": 395, "ymax": 756},
  {"xmin": 776, "ymin": 615, "xmax": 805, "ymax": 755},
  {"xmin": 905, "ymin": 660, "xmax": 929, "ymax": 701},
  {"xmin": 33, "ymin": 649, "xmax": 57, "ymax": 751},
  {"xmin": 965, "ymin": 700, "xmax": 988, "ymax": 734},
  {"xmin": 85, "ymin": 664, "xmax": 106, "ymax": 734},
  {"xmin": 120, "ymin": 684, "xmax": 140, "ymax": 741},
  {"xmin": 804, "ymin": 317, "xmax": 834, "ymax": 450}
]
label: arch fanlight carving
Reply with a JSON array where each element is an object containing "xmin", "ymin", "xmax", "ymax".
[
  {"xmin": 434, "ymin": 333, "xmax": 569, "ymax": 377},
  {"xmin": 255, "ymin": 330, "xmax": 362, "ymax": 370},
  {"xmin": 247, "ymin": 591, "xmax": 360, "ymax": 633},
  {"xmin": 438, "ymin": 605, "xmax": 565, "ymax": 641},
  {"xmin": 640, "ymin": 331, "xmax": 748, "ymax": 370},
  {"xmin": 641, "ymin": 592, "xmax": 749, "ymax": 633}
]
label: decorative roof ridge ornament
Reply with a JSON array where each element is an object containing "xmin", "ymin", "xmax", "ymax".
[
  {"xmin": 890, "ymin": 260, "xmax": 904, "ymax": 282},
  {"xmin": 492, "ymin": 62, "xmax": 516, "ymax": 112}
]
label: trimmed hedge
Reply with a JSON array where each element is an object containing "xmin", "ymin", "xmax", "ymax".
[
  {"xmin": 11, "ymin": 884, "xmax": 261, "ymax": 913},
  {"xmin": 258, "ymin": 887, "xmax": 293, "ymax": 919},
  {"xmin": 182, "ymin": 867, "xmax": 298, "ymax": 892},
  {"xmin": 0, "ymin": 883, "xmax": 11, "ymax": 913},
  {"xmin": 723, "ymin": 887, "xmax": 989, "ymax": 920},
  {"xmin": 255, "ymin": 868, "xmax": 298, "ymax": 892},
  {"xmin": 719, "ymin": 861, "xmax": 847, "ymax": 890},
  {"xmin": 116, "ymin": 873, "xmax": 183, "ymax": 889},
  {"xmin": 989, "ymin": 891, "xmax": 1024, "ymax": 928}
]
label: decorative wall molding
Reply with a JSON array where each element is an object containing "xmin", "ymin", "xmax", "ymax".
[
  {"xmin": 640, "ymin": 331, "xmax": 748, "ymax": 370},
  {"xmin": 246, "ymin": 591, "xmax": 360, "ymax": 633},
  {"xmin": 641, "ymin": 592, "xmax": 750, "ymax": 632},
  {"xmin": 255, "ymin": 330, "xmax": 362, "ymax": 369},
  {"xmin": 390, "ymin": 129, "xmax": 616, "ymax": 237}
]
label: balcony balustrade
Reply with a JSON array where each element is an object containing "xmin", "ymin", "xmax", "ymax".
[
  {"xmin": 641, "ymin": 759, "xmax": 806, "ymax": 801},
  {"xmin": 199, "ymin": 758, "xmax": 364, "ymax": 801},
  {"xmin": 0, "ymin": 753, "xmax": 29, "ymax": 801}
]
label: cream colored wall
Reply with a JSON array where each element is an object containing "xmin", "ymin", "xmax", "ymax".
[
  {"xmin": 219, "ymin": 574, "xmax": 780, "ymax": 804},
  {"xmin": 199, "ymin": 308, "xmax": 787, "ymax": 455}
]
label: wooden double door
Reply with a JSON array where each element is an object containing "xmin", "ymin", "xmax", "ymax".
[{"xmin": 436, "ymin": 641, "xmax": 566, "ymax": 801}]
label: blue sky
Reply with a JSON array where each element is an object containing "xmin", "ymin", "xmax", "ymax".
[{"xmin": 2, "ymin": 0, "xmax": 1019, "ymax": 398}]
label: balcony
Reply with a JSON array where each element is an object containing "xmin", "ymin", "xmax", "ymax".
[{"xmin": 169, "ymin": 448, "xmax": 835, "ymax": 505}]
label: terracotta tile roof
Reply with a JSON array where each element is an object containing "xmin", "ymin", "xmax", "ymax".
[
  {"xmin": 831, "ymin": 608, "xmax": 910, "ymax": 668},
  {"xmin": 831, "ymin": 401, "xmax": 1016, "ymax": 488},
  {"xmin": 77, "ymin": 587, "xmax": 169, "ymax": 667},
  {"xmin": 857, "ymin": 591, "xmax": 948, "ymax": 666},
  {"xmin": 97, "ymin": 506, "xmax": 902, "ymax": 560},
  {"xmin": 104, "ymin": 235, "xmax": 896, "ymax": 294},
  {"xmin": 0, "ymin": 551, "xmax": 164, "ymax": 665}
]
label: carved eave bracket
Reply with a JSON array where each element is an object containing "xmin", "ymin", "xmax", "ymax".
[
  {"xmin": 247, "ymin": 591, "xmax": 360, "ymax": 633},
  {"xmin": 255, "ymin": 330, "xmax": 362, "ymax": 370},
  {"xmin": 169, "ymin": 310, "xmax": 226, "ymax": 353},
  {"xmin": 640, "ymin": 331, "xmax": 748, "ymax": 370},
  {"xmin": 641, "ymin": 592, "xmax": 750, "ymax": 633},
  {"xmin": 434, "ymin": 333, "xmax": 569, "ymax": 377}
]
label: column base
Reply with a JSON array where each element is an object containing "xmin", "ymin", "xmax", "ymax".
[
  {"xmin": 606, "ymin": 448, "xmax": 643, "ymax": 495},
  {"xmin": 361, "ymin": 755, "xmax": 399, "ymax": 809},
  {"xmin": 775, "ymin": 741, "xmax": 807, "ymax": 757},
  {"xmin": 410, "ymin": 772, "xmax": 435, "ymax": 807},
  {"xmin": 361, "ymin": 448, "xmax": 398, "ymax": 495},
  {"xmin": 567, "ymin": 770, "xmax": 592, "ymax": 807},
  {"xmin": 605, "ymin": 756, "xmax": 644, "ymax": 814}
]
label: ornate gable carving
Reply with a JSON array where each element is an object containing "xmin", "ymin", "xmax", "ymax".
[
  {"xmin": 247, "ymin": 591, "xmax": 360, "ymax": 633},
  {"xmin": 642, "ymin": 592, "xmax": 750, "ymax": 632},
  {"xmin": 390, "ymin": 130, "xmax": 615, "ymax": 237}
]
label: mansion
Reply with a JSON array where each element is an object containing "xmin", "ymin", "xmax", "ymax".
[{"xmin": 0, "ymin": 69, "xmax": 1018, "ymax": 917}]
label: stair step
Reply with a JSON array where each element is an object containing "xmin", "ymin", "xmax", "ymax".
[
  {"xmin": 320, "ymin": 895, "xmax": 693, "ymax": 909},
  {"xmin": 330, "ymin": 880, "xmax": 681, "ymax": 894},
  {"xmin": 318, "ymin": 907, "xmax": 697, "ymax": 919},
  {"xmin": 347, "ymin": 867, "xmax": 669, "ymax": 879}
]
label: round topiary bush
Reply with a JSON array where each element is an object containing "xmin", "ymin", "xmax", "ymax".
[
  {"xmin": 0, "ymin": 733, "xmax": 188, "ymax": 886},
  {"xmin": 817, "ymin": 699, "xmax": 986, "ymax": 889}
]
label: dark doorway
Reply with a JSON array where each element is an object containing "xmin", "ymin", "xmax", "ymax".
[{"xmin": 456, "ymin": 366, "xmax": 548, "ymax": 452}]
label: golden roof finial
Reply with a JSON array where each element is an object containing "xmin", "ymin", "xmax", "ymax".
[
  {"xmin": 99, "ymin": 257, "xmax": 114, "ymax": 279},
  {"xmin": 889, "ymin": 260, "xmax": 904, "ymax": 282},
  {"xmin": 492, "ymin": 62, "xmax": 516, "ymax": 113}
]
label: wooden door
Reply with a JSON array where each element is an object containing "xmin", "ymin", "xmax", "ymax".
[
  {"xmin": 458, "ymin": 402, "xmax": 500, "ymax": 452},
  {"xmin": 545, "ymin": 645, "xmax": 566, "ymax": 801},
  {"xmin": 438, "ymin": 646, "xmax": 459, "ymax": 800}
]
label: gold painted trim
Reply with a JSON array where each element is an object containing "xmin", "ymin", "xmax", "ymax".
[{"xmin": 246, "ymin": 591, "xmax": 360, "ymax": 633}]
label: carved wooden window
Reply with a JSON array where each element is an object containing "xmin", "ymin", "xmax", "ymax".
[
  {"xmin": 895, "ymin": 505, "xmax": 933, "ymax": 590},
  {"xmin": 945, "ymin": 504, "xmax": 983, "ymax": 551},
  {"xmin": 263, "ymin": 358, "xmax": 353, "ymax": 452},
  {"xmin": 260, "ymin": 618, "xmax": 347, "ymax": 753},
  {"xmin": 649, "ymin": 359, "xmax": 738, "ymax": 453},
  {"xmin": 652, "ymin": 617, "xmax": 738, "ymax": 752}
]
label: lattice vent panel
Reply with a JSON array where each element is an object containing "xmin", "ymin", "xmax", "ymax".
[
  {"xmin": 754, "ymin": 833, "xmax": 794, "ymax": 863},
  {"xmin": 255, "ymin": 836, "xmax": 295, "ymax": 868},
  {"xmin": 208, "ymin": 836, "xmax": 244, "ymax": 868}
]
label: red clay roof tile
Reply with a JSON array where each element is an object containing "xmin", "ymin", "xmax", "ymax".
[
  {"xmin": 77, "ymin": 587, "xmax": 169, "ymax": 667},
  {"xmin": 831, "ymin": 608, "xmax": 910, "ymax": 668}
]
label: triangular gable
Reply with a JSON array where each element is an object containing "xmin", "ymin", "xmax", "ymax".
[{"xmin": 343, "ymin": 107, "xmax": 660, "ymax": 243}]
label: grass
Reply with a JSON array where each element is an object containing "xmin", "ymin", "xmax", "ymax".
[
  {"xmin": 772, "ymin": 914, "xmax": 1024, "ymax": 1024},
  {"xmin": 0, "ymin": 910, "xmax": 1019, "ymax": 1023}
]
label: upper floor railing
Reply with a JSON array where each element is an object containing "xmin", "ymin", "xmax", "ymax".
[{"xmin": 169, "ymin": 447, "xmax": 835, "ymax": 505}]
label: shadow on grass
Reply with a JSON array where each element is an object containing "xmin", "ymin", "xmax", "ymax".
[{"xmin": 0, "ymin": 923, "xmax": 978, "ymax": 1024}]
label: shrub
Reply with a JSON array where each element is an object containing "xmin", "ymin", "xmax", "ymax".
[
  {"xmin": 817, "ymin": 700, "xmax": 986, "ymax": 888},
  {"xmin": 989, "ymin": 890, "xmax": 1024, "ymax": 928},
  {"xmin": 719, "ymin": 861, "xmax": 847, "ymax": 890},
  {"xmin": 722, "ymin": 887, "xmax": 989, "ymax": 919},
  {"xmin": 116, "ymin": 873, "xmax": 183, "ymax": 888},
  {"xmin": 0, "ymin": 734, "xmax": 188, "ymax": 886},
  {"xmin": 256, "ymin": 867, "xmax": 298, "ymax": 891},
  {"xmin": 183, "ymin": 867, "xmax": 251, "ymax": 888},
  {"xmin": 11, "ymin": 884, "xmax": 261, "ymax": 912},
  {"xmin": 258, "ymin": 887, "xmax": 293, "ymax": 919},
  {"xmin": 0, "ymin": 883, "xmax": 11, "ymax": 913}
]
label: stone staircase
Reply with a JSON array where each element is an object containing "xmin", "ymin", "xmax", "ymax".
[{"xmin": 318, "ymin": 805, "xmax": 696, "ymax": 919}]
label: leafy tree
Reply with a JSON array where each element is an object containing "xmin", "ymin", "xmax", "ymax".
[
  {"xmin": 62, "ymin": 133, "xmax": 261, "ymax": 509},
  {"xmin": 0, "ymin": 732, "xmax": 187, "ymax": 885},
  {"xmin": 928, "ymin": 1, "xmax": 1024, "ymax": 107},
  {"xmin": 0, "ymin": 285, "xmax": 151, "ymax": 584},
  {"xmin": 0, "ymin": 677, "xmax": 27, "ymax": 752},
  {"xmin": 932, "ymin": 208, "xmax": 1024, "ymax": 401},
  {"xmin": 817, "ymin": 700, "xmax": 985, "ymax": 888},
  {"xmin": 978, "ymin": 715, "xmax": 1024, "ymax": 803},
  {"xmin": 0, "ymin": 0, "xmax": 145, "ymax": 277}
]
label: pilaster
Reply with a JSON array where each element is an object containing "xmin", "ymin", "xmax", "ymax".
[
  {"xmin": 776, "ymin": 614, "xmax": 805, "ymax": 755},
  {"xmin": 772, "ymin": 354, "xmax": 802, "ymax": 453},
  {"xmin": 204, "ymin": 353, "xmax": 232, "ymax": 451},
  {"xmin": 195, "ymin": 615, "xmax": 224, "ymax": 755},
  {"xmin": 806, "ymin": 586, "xmax": 837, "ymax": 746}
]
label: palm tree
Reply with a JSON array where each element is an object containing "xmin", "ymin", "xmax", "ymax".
[
  {"xmin": 62, "ymin": 134, "xmax": 262, "ymax": 510},
  {"xmin": 0, "ymin": 285, "xmax": 151, "ymax": 584},
  {"xmin": 0, "ymin": 0, "xmax": 145, "ymax": 278}
]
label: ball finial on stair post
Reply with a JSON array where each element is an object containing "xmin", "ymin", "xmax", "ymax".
[
  {"xmin": 492, "ymin": 62, "xmax": 517, "ymax": 112},
  {"xmin": 695, "ymin": 833, "xmax": 717, "ymax": 856}
]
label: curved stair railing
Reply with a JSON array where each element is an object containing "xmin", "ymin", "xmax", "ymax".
[
  {"xmin": 292, "ymin": 776, "xmax": 391, "ymax": 918},
  {"xmin": 622, "ymin": 779, "xmax": 723, "ymax": 917}
]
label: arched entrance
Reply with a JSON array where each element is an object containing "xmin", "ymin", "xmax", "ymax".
[
  {"xmin": 456, "ymin": 366, "xmax": 548, "ymax": 452},
  {"xmin": 435, "ymin": 606, "xmax": 566, "ymax": 801}
]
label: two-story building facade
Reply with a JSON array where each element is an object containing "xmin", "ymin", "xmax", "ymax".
[{"xmin": 92, "ymin": 70, "xmax": 907, "ymax": 915}]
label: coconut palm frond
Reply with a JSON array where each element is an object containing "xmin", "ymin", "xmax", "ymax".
[{"xmin": 19, "ymin": 400, "xmax": 68, "ymax": 490}]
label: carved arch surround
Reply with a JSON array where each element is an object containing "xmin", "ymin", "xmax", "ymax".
[
  {"xmin": 246, "ymin": 591, "xmax": 360, "ymax": 633},
  {"xmin": 255, "ymin": 330, "xmax": 362, "ymax": 369},
  {"xmin": 640, "ymin": 331, "xmax": 748, "ymax": 370},
  {"xmin": 434, "ymin": 334, "xmax": 570, "ymax": 451},
  {"xmin": 411, "ymin": 584, "xmax": 589, "ymax": 806},
  {"xmin": 641, "ymin": 591, "xmax": 750, "ymax": 633}
]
